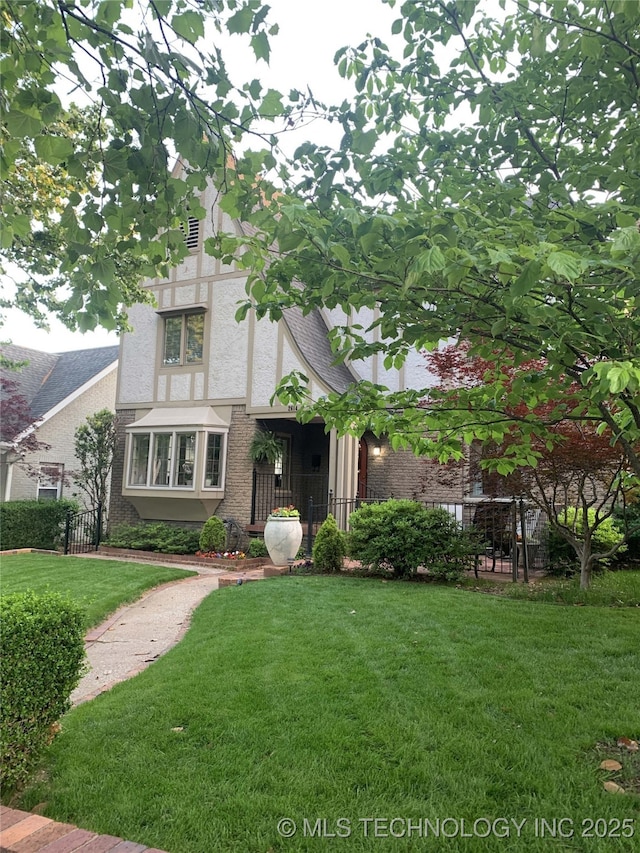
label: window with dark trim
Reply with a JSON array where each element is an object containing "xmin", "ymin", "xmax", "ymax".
[
  {"xmin": 274, "ymin": 435, "xmax": 292, "ymax": 490},
  {"xmin": 163, "ymin": 312, "xmax": 205, "ymax": 366}
]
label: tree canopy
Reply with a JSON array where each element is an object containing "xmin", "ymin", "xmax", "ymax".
[
  {"xmin": 1, "ymin": 0, "xmax": 287, "ymax": 331},
  {"xmin": 426, "ymin": 342, "xmax": 637, "ymax": 588},
  {"xmin": 229, "ymin": 0, "xmax": 640, "ymax": 480}
]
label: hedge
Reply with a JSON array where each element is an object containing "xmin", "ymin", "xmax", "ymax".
[
  {"xmin": 0, "ymin": 592, "xmax": 85, "ymax": 792},
  {"xmin": 104, "ymin": 521, "xmax": 200, "ymax": 554},
  {"xmin": 0, "ymin": 499, "xmax": 79, "ymax": 551}
]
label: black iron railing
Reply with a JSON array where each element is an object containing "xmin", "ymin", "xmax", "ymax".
[
  {"xmin": 302, "ymin": 496, "xmax": 547, "ymax": 578},
  {"xmin": 251, "ymin": 471, "xmax": 329, "ymax": 524},
  {"xmin": 63, "ymin": 503, "xmax": 102, "ymax": 555}
]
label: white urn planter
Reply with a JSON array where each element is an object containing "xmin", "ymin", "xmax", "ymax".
[{"xmin": 264, "ymin": 515, "xmax": 303, "ymax": 566}]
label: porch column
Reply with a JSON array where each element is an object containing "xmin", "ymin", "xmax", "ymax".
[{"xmin": 328, "ymin": 430, "xmax": 359, "ymax": 501}]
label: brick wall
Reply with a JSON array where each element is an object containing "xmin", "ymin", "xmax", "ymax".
[
  {"xmin": 216, "ymin": 405, "xmax": 257, "ymax": 526},
  {"xmin": 107, "ymin": 409, "xmax": 140, "ymax": 531},
  {"xmin": 364, "ymin": 433, "xmax": 467, "ymax": 504}
]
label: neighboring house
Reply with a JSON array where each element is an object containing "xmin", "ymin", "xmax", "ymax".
[
  {"xmin": 0, "ymin": 344, "xmax": 118, "ymax": 506},
  {"xmin": 110, "ymin": 174, "xmax": 467, "ymax": 534}
]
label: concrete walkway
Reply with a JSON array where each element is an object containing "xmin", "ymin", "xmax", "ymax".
[
  {"xmin": 71, "ymin": 557, "xmax": 270, "ymax": 706},
  {"xmin": 1, "ymin": 556, "xmax": 274, "ymax": 852}
]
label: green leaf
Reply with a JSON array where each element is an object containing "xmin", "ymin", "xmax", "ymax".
[
  {"xmin": 171, "ymin": 11, "xmax": 204, "ymax": 43},
  {"xmin": 511, "ymin": 260, "xmax": 541, "ymax": 297},
  {"xmin": 251, "ymin": 32, "xmax": 270, "ymax": 63},
  {"xmin": 258, "ymin": 88, "xmax": 284, "ymax": 117},
  {"xmin": 351, "ymin": 129, "xmax": 377, "ymax": 156},
  {"xmin": 227, "ymin": 6, "xmax": 254, "ymax": 34},
  {"xmin": 7, "ymin": 110, "xmax": 42, "ymax": 138},
  {"xmin": 331, "ymin": 244, "xmax": 350, "ymax": 266},
  {"xmin": 546, "ymin": 251, "xmax": 585, "ymax": 281},
  {"xmin": 33, "ymin": 134, "xmax": 74, "ymax": 165}
]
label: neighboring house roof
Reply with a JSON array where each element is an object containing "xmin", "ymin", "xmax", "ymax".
[{"xmin": 0, "ymin": 344, "xmax": 119, "ymax": 421}]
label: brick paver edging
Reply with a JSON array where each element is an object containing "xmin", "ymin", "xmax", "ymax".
[
  {"xmin": 0, "ymin": 807, "xmax": 169, "ymax": 853},
  {"xmin": 97, "ymin": 546, "xmax": 270, "ymax": 570}
]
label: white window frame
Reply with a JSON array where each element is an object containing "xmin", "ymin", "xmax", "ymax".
[
  {"xmin": 127, "ymin": 430, "xmax": 198, "ymax": 490},
  {"xmin": 202, "ymin": 431, "xmax": 227, "ymax": 490},
  {"xmin": 37, "ymin": 462, "xmax": 64, "ymax": 501}
]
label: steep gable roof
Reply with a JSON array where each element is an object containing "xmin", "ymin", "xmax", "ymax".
[
  {"xmin": 282, "ymin": 306, "xmax": 357, "ymax": 395},
  {"xmin": 1, "ymin": 344, "xmax": 119, "ymax": 420}
]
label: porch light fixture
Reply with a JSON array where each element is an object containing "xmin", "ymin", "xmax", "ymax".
[{"xmin": 373, "ymin": 444, "xmax": 381, "ymax": 457}]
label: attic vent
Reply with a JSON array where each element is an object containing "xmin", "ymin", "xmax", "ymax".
[{"xmin": 182, "ymin": 217, "xmax": 200, "ymax": 250}]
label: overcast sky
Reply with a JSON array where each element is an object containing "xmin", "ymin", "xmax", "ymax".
[{"xmin": 1, "ymin": 0, "xmax": 398, "ymax": 354}]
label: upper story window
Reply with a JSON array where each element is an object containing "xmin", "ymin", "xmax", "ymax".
[{"xmin": 163, "ymin": 311, "xmax": 205, "ymax": 366}]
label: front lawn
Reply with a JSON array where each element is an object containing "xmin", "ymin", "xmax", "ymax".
[
  {"xmin": 0, "ymin": 553, "xmax": 196, "ymax": 627},
  {"xmin": 17, "ymin": 576, "xmax": 639, "ymax": 852},
  {"xmin": 465, "ymin": 569, "xmax": 640, "ymax": 608}
]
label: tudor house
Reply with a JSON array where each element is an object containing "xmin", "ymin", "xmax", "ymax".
[{"xmin": 109, "ymin": 177, "xmax": 466, "ymax": 535}]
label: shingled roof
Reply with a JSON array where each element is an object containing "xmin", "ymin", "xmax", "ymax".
[
  {"xmin": 1, "ymin": 344, "xmax": 119, "ymax": 420},
  {"xmin": 282, "ymin": 306, "xmax": 358, "ymax": 395}
]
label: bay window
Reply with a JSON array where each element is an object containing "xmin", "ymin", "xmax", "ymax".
[
  {"xmin": 127, "ymin": 429, "xmax": 226, "ymax": 490},
  {"xmin": 204, "ymin": 433, "xmax": 223, "ymax": 488},
  {"xmin": 128, "ymin": 431, "xmax": 197, "ymax": 489}
]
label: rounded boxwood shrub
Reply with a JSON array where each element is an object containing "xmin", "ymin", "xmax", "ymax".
[
  {"xmin": 348, "ymin": 500, "xmax": 474, "ymax": 580},
  {"xmin": 199, "ymin": 516, "xmax": 226, "ymax": 553},
  {"xmin": 312, "ymin": 513, "xmax": 346, "ymax": 572},
  {"xmin": 1, "ymin": 592, "xmax": 85, "ymax": 793},
  {"xmin": 348, "ymin": 499, "xmax": 432, "ymax": 578}
]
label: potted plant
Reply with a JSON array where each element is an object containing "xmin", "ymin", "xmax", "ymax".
[
  {"xmin": 249, "ymin": 428, "xmax": 282, "ymax": 465},
  {"xmin": 263, "ymin": 505, "xmax": 303, "ymax": 566}
]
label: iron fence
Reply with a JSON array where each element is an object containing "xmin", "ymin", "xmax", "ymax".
[
  {"xmin": 302, "ymin": 496, "xmax": 548, "ymax": 579},
  {"xmin": 251, "ymin": 471, "xmax": 329, "ymax": 524},
  {"xmin": 63, "ymin": 503, "xmax": 103, "ymax": 555}
]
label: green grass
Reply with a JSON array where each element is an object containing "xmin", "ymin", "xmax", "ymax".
[
  {"xmin": 466, "ymin": 569, "xmax": 640, "ymax": 608},
  {"xmin": 0, "ymin": 553, "xmax": 196, "ymax": 627},
  {"xmin": 16, "ymin": 576, "xmax": 639, "ymax": 852}
]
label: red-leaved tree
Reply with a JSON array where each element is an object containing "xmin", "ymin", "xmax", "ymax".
[
  {"xmin": 0, "ymin": 375, "xmax": 52, "ymax": 488},
  {"xmin": 425, "ymin": 344, "xmax": 639, "ymax": 589}
]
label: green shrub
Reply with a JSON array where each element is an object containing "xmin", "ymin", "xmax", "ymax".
[
  {"xmin": 247, "ymin": 538, "xmax": 269, "ymax": 558},
  {"xmin": 104, "ymin": 522, "xmax": 200, "ymax": 555},
  {"xmin": 613, "ymin": 502, "xmax": 640, "ymax": 560},
  {"xmin": 419, "ymin": 507, "xmax": 477, "ymax": 582},
  {"xmin": 547, "ymin": 508, "xmax": 627, "ymax": 575},
  {"xmin": 0, "ymin": 499, "xmax": 79, "ymax": 551},
  {"xmin": 312, "ymin": 514, "xmax": 346, "ymax": 572},
  {"xmin": 199, "ymin": 516, "xmax": 226, "ymax": 553},
  {"xmin": 0, "ymin": 592, "xmax": 85, "ymax": 793},
  {"xmin": 348, "ymin": 500, "xmax": 473, "ymax": 580}
]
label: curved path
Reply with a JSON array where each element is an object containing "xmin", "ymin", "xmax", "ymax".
[{"xmin": 71, "ymin": 559, "xmax": 267, "ymax": 706}]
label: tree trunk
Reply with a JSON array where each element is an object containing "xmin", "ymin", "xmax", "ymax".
[{"xmin": 579, "ymin": 551, "xmax": 592, "ymax": 590}]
